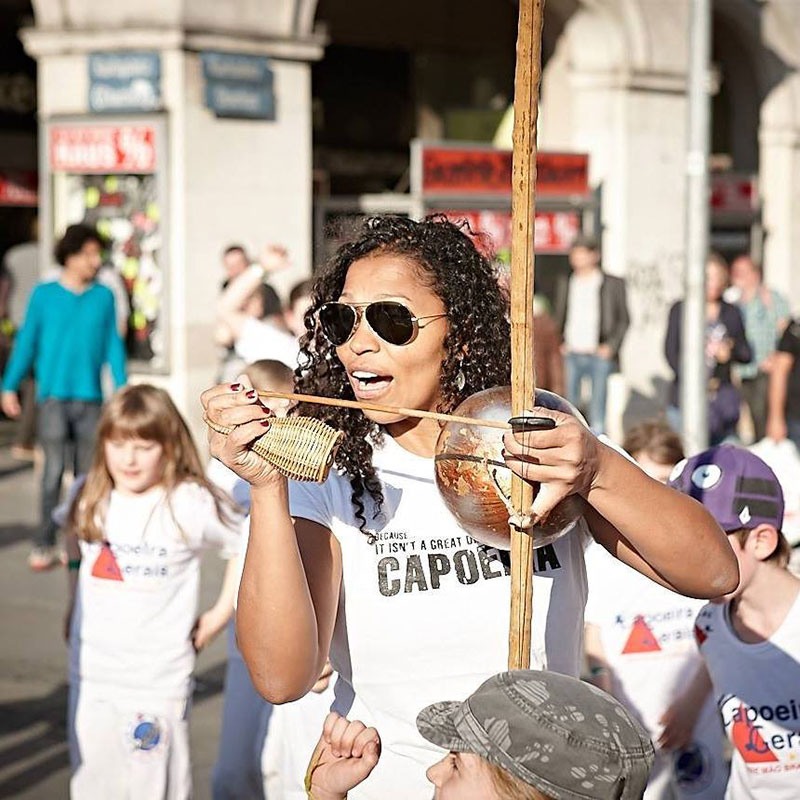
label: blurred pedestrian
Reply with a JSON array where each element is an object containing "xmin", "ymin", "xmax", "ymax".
[
  {"xmin": 665, "ymin": 253, "xmax": 752, "ymax": 445},
  {"xmin": 217, "ymin": 244, "xmax": 284, "ymax": 381},
  {"xmin": 209, "ymin": 359, "xmax": 292, "ymax": 800},
  {"xmin": 671, "ymin": 446, "xmax": 800, "ymax": 800},
  {"xmin": 554, "ymin": 234, "xmax": 629, "ymax": 434},
  {"xmin": 766, "ymin": 317, "xmax": 800, "ymax": 452},
  {"xmin": 1, "ymin": 223, "xmax": 126, "ymax": 571},
  {"xmin": 532, "ymin": 295, "xmax": 564, "ymax": 396},
  {"xmin": 729, "ymin": 254, "xmax": 789, "ymax": 443},
  {"xmin": 584, "ymin": 421, "xmax": 729, "ymax": 799},
  {"xmin": 307, "ymin": 670, "xmax": 654, "ymax": 800},
  {"xmin": 215, "ymin": 244, "xmax": 297, "ymax": 377},
  {"xmin": 284, "ymin": 279, "xmax": 314, "ymax": 339},
  {"xmin": 2, "ymin": 216, "xmax": 40, "ymax": 460},
  {"xmin": 60, "ymin": 384, "xmax": 242, "ymax": 800}
]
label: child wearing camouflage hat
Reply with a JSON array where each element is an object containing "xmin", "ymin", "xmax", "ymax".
[
  {"xmin": 669, "ymin": 445, "xmax": 800, "ymax": 800},
  {"xmin": 305, "ymin": 669, "xmax": 655, "ymax": 800}
]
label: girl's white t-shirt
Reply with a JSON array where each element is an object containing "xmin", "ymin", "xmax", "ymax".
[
  {"xmin": 695, "ymin": 590, "xmax": 800, "ymax": 800},
  {"xmin": 288, "ymin": 435, "xmax": 588, "ymax": 800},
  {"xmin": 584, "ymin": 542, "xmax": 729, "ymax": 797},
  {"xmin": 69, "ymin": 483, "xmax": 242, "ymax": 701}
]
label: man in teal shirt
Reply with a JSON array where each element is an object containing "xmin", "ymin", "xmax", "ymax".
[{"xmin": 1, "ymin": 223, "xmax": 126, "ymax": 570}]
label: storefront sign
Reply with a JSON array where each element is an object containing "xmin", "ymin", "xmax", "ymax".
[
  {"xmin": 710, "ymin": 173, "xmax": 757, "ymax": 217},
  {"xmin": 420, "ymin": 146, "xmax": 589, "ymax": 197},
  {"xmin": 201, "ymin": 52, "xmax": 275, "ymax": 120},
  {"xmin": 434, "ymin": 209, "xmax": 581, "ymax": 257},
  {"xmin": 89, "ymin": 52, "xmax": 161, "ymax": 113},
  {"xmin": 50, "ymin": 125, "xmax": 157, "ymax": 173},
  {"xmin": 0, "ymin": 170, "xmax": 37, "ymax": 206}
]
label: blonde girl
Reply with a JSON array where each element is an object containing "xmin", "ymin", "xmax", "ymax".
[{"xmin": 62, "ymin": 384, "xmax": 242, "ymax": 800}]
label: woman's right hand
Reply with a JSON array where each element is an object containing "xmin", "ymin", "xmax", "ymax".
[{"xmin": 201, "ymin": 374, "xmax": 287, "ymax": 488}]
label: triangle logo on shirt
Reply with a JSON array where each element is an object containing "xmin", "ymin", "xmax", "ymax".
[
  {"xmin": 621, "ymin": 616, "xmax": 661, "ymax": 654},
  {"xmin": 731, "ymin": 703, "xmax": 779, "ymax": 763},
  {"xmin": 694, "ymin": 623, "xmax": 708, "ymax": 646},
  {"xmin": 91, "ymin": 542, "xmax": 124, "ymax": 582}
]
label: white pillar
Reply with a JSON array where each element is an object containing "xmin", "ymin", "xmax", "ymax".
[{"xmin": 22, "ymin": 20, "xmax": 322, "ymax": 444}]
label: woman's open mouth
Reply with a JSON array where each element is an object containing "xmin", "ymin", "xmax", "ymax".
[{"xmin": 350, "ymin": 370, "xmax": 394, "ymax": 400}]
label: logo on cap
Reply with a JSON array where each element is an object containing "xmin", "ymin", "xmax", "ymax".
[{"xmin": 691, "ymin": 465, "xmax": 722, "ymax": 490}]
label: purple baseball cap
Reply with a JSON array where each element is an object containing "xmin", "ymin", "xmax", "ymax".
[{"xmin": 668, "ymin": 445, "xmax": 784, "ymax": 532}]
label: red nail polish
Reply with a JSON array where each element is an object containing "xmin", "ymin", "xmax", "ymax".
[
  {"xmin": 260, "ymin": 420, "xmax": 271, "ymax": 428},
  {"xmin": 246, "ymin": 390, "xmax": 256, "ymax": 400},
  {"xmin": 260, "ymin": 404, "xmax": 272, "ymax": 414},
  {"xmin": 230, "ymin": 383, "xmax": 242, "ymax": 391}
]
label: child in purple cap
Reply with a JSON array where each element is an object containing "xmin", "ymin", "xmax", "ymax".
[{"xmin": 669, "ymin": 445, "xmax": 800, "ymax": 800}]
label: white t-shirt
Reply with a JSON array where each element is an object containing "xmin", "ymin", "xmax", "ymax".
[
  {"xmin": 288, "ymin": 435, "xmax": 588, "ymax": 799},
  {"xmin": 235, "ymin": 317, "xmax": 299, "ymax": 369},
  {"xmin": 69, "ymin": 482, "xmax": 242, "ymax": 701},
  {"xmin": 695, "ymin": 590, "xmax": 800, "ymax": 800},
  {"xmin": 564, "ymin": 269, "xmax": 602, "ymax": 353},
  {"xmin": 584, "ymin": 543, "xmax": 728, "ymax": 798}
]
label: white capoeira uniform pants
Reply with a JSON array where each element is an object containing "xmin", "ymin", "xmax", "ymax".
[{"xmin": 68, "ymin": 682, "xmax": 192, "ymax": 800}]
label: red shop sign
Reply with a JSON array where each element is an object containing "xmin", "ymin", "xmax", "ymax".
[
  {"xmin": 0, "ymin": 170, "xmax": 38, "ymax": 206},
  {"xmin": 710, "ymin": 173, "xmax": 757, "ymax": 216},
  {"xmin": 421, "ymin": 147, "xmax": 589, "ymax": 197},
  {"xmin": 50, "ymin": 125, "xmax": 157, "ymax": 173},
  {"xmin": 437, "ymin": 209, "xmax": 581, "ymax": 255}
]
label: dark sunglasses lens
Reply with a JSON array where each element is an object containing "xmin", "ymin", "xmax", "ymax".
[
  {"xmin": 319, "ymin": 304, "xmax": 356, "ymax": 345},
  {"xmin": 366, "ymin": 302, "xmax": 415, "ymax": 345}
]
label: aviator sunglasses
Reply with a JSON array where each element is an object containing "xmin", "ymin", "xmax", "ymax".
[{"xmin": 317, "ymin": 301, "xmax": 447, "ymax": 347}]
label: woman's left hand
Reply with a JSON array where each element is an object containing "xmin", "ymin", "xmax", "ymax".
[{"xmin": 502, "ymin": 407, "xmax": 601, "ymax": 523}]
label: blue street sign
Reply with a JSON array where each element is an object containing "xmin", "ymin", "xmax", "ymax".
[
  {"xmin": 89, "ymin": 52, "xmax": 161, "ymax": 113},
  {"xmin": 201, "ymin": 51, "xmax": 275, "ymax": 120}
]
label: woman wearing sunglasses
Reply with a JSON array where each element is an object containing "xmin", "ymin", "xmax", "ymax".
[{"xmin": 202, "ymin": 216, "xmax": 736, "ymax": 799}]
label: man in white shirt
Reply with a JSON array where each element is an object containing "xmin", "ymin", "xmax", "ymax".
[{"xmin": 554, "ymin": 235, "xmax": 629, "ymax": 435}]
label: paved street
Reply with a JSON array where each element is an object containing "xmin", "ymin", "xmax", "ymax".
[{"xmin": 0, "ymin": 438, "xmax": 229, "ymax": 800}]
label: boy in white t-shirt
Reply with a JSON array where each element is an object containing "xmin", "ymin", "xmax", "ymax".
[
  {"xmin": 585, "ymin": 422, "xmax": 728, "ymax": 798},
  {"xmin": 670, "ymin": 445, "xmax": 800, "ymax": 800}
]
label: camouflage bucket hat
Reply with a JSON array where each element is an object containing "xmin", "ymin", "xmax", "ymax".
[{"xmin": 417, "ymin": 670, "xmax": 654, "ymax": 800}]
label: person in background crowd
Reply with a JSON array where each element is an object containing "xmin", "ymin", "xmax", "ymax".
[
  {"xmin": 554, "ymin": 234, "xmax": 629, "ymax": 435},
  {"xmin": 671, "ymin": 446, "xmax": 800, "ymax": 800},
  {"xmin": 2, "ymin": 216, "xmax": 40, "ymax": 460},
  {"xmin": 766, "ymin": 317, "xmax": 800, "ymax": 453},
  {"xmin": 1, "ymin": 223, "xmax": 126, "ymax": 571},
  {"xmin": 307, "ymin": 670, "xmax": 654, "ymax": 800},
  {"xmin": 217, "ymin": 244, "xmax": 285, "ymax": 381},
  {"xmin": 221, "ymin": 244, "xmax": 253, "ymax": 285},
  {"xmin": 59, "ymin": 385, "xmax": 242, "ymax": 800},
  {"xmin": 210, "ymin": 358, "xmax": 292, "ymax": 800},
  {"xmin": 584, "ymin": 421, "xmax": 729, "ymax": 799},
  {"xmin": 532, "ymin": 294, "xmax": 564, "ymax": 397},
  {"xmin": 729, "ymin": 254, "xmax": 790, "ymax": 443},
  {"xmin": 216, "ymin": 244, "xmax": 298, "ymax": 376},
  {"xmin": 665, "ymin": 253, "xmax": 752, "ymax": 445},
  {"xmin": 209, "ymin": 358, "xmax": 337, "ymax": 800},
  {"xmin": 285, "ymin": 279, "xmax": 314, "ymax": 339}
]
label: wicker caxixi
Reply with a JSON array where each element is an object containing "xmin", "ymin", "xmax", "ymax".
[{"xmin": 204, "ymin": 415, "xmax": 343, "ymax": 483}]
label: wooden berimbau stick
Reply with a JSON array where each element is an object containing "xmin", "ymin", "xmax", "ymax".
[
  {"xmin": 257, "ymin": 389, "xmax": 511, "ymax": 431},
  {"xmin": 508, "ymin": 0, "xmax": 545, "ymax": 671}
]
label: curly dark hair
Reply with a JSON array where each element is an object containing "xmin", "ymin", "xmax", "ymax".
[{"xmin": 294, "ymin": 215, "xmax": 511, "ymax": 536}]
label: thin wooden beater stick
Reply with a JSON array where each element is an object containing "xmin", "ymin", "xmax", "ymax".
[
  {"xmin": 256, "ymin": 389, "xmax": 511, "ymax": 430},
  {"xmin": 508, "ymin": 0, "xmax": 545, "ymax": 671}
]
